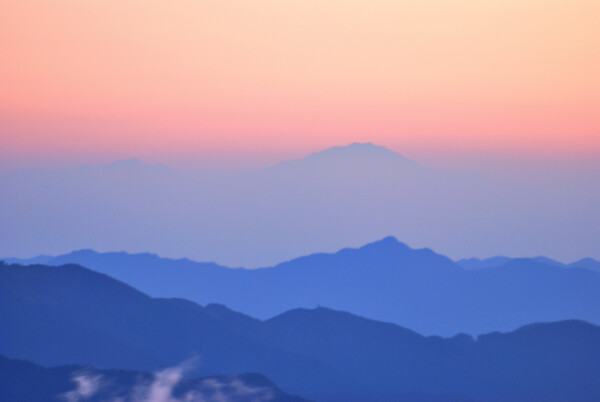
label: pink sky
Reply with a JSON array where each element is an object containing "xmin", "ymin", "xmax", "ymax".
[{"xmin": 1, "ymin": 0, "xmax": 599, "ymax": 168}]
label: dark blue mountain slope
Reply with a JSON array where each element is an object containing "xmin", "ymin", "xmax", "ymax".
[
  {"xmin": 10, "ymin": 237, "xmax": 600, "ymax": 335},
  {"xmin": 0, "ymin": 354, "xmax": 308, "ymax": 402},
  {"xmin": 2, "ymin": 262, "xmax": 600, "ymax": 401}
]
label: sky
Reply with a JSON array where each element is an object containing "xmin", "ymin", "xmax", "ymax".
[{"xmin": 1, "ymin": 0, "xmax": 599, "ymax": 171}]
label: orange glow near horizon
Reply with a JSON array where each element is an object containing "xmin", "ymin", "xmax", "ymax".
[{"xmin": 1, "ymin": 0, "xmax": 599, "ymax": 165}]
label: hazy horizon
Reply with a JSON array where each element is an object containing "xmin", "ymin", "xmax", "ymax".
[
  {"xmin": 2, "ymin": 142, "xmax": 600, "ymax": 175},
  {"xmin": 2, "ymin": 142, "xmax": 598, "ymax": 266},
  {"xmin": 2, "ymin": 2, "xmax": 599, "ymax": 400}
]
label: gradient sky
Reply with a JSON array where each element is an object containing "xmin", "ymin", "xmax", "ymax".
[{"xmin": 1, "ymin": 0, "xmax": 599, "ymax": 169}]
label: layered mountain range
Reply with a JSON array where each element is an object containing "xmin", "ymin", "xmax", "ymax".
[
  {"xmin": 2, "ymin": 261, "xmax": 600, "ymax": 401},
  {"xmin": 8, "ymin": 237, "xmax": 600, "ymax": 336}
]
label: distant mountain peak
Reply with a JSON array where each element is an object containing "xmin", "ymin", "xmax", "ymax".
[
  {"xmin": 375, "ymin": 235, "xmax": 400, "ymax": 244},
  {"xmin": 267, "ymin": 142, "xmax": 419, "ymax": 173},
  {"xmin": 336, "ymin": 141, "xmax": 384, "ymax": 150},
  {"xmin": 310, "ymin": 142, "xmax": 409, "ymax": 160},
  {"xmin": 359, "ymin": 236, "xmax": 409, "ymax": 249}
]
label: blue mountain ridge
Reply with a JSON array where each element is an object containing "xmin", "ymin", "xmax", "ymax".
[
  {"xmin": 7, "ymin": 237, "xmax": 600, "ymax": 336},
  {"xmin": 2, "ymin": 261, "xmax": 599, "ymax": 401}
]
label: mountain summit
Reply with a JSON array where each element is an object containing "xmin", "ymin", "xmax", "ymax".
[
  {"xmin": 267, "ymin": 142, "xmax": 419, "ymax": 174},
  {"xmin": 306, "ymin": 142, "xmax": 412, "ymax": 160},
  {"xmin": 11, "ymin": 238, "xmax": 600, "ymax": 336}
]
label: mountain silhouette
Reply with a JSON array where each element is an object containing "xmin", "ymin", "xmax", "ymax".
[
  {"xmin": 0, "ymin": 354, "xmax": 307, "ymax": 402},
  {"xmin": 4, "ymin": 143, "xmax": 597, "ymax": 267},
  {"xmin": 457, "ymin": 255, "xmax": 600, "ymax": 271},
  {"xmin": 569, "ymin": 257, "xmax": 600, "ymax": 272},
  {"xmin": 10, "ymin": 237, "xmax": 600, "ymax": 336},
  {"xmin": 2, "ymin": 261, "xmax": 600, "ymax": 401},
  {"xmin": 266, "ymin": 142, "xmax": 421, "ymax": 176},
  {"xmin": 0, "ymin": 262, "xmax": 348, "ymax": 398}
]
